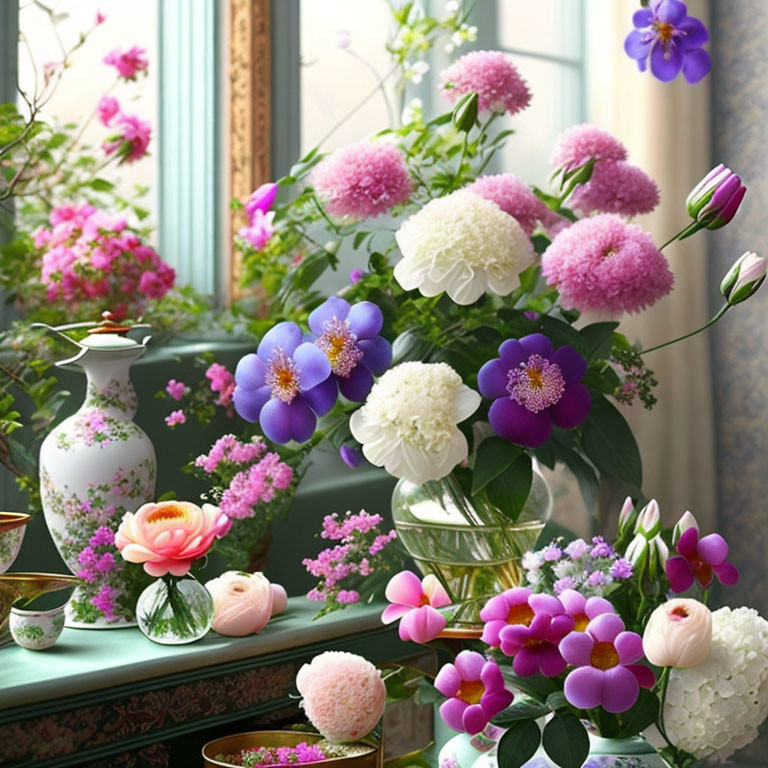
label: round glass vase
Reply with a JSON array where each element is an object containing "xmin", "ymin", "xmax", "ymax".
[
  {"xmin": 392, "ymin": 464, "xmax": 552, "ymax": 625},
  {"xmin": 136, "ymin": 575, "xmax": 214, "ymax": 645}
]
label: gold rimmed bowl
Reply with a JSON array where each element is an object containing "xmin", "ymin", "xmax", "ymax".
[
  {"xmin": 0, "ymin": 513, "xmax": 32, "ymax": 573},
  {"xmin": 0, "ymin": 572, "xmax": 80, "ymax": 635}
]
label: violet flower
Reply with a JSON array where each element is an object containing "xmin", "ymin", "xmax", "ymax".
[
  {"xmin": 435, "ymin": 651, "xmax": 514, "ymax": 735},
  {"xmin": 478, "ymin": 333, "xmax": 591, "ymax": 448},
  {"xmin": 686, "ymin": 164, "xmax": 746, "ymax": 231},
  {"xmin": 666, "ymin": 523, "xmax": 740, "ymax": 593},
  {"xmin": 624, "ymin": 1, "xmax": 711, "ymax": 84},
  {"xmin": 560, "ymin": 613, "xmax": 656, "ymax": 714},
  {"xmin": 306, "ymin": 297, "xmax": 392, "ymax": 406},
  {"xmin": 233, "ymin": 321, "xmax": 332, "ymax": 443}
]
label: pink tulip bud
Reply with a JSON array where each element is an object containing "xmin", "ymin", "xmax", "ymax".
[
  {"xmin": 625, "ymin": 533, "xmax": 649, "ymax": 567},
  {"xmin": 643, "ymin": 598, "xmax": 712, "ymax": 669},
  {"xmin": 618, "ymin": 496, "xmax": 637, "ymax": 535},
  {"xmin": 721, "ymin": 251, "xmax": 766, "ymax": 306},
  {"xmin": 205, "ymin": 571, "xmax": 273, "ymax": 637},
  {"xmin": 672, "ymin": 511, "xmax": 699, "ymax": 546}
]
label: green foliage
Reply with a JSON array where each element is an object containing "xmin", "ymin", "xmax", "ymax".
[
  {"xmin": 542, "ymin": 713, "xmax": 590, "ymax": 768},
  {"xmin": 496, "ymin": 719, "xmax": 541, "ymax": 768}
]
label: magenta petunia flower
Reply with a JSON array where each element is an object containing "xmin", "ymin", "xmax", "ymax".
[
  {"xmin": 551, "ymin": 124, "xmax": 627, "ymax": 172},
  {"xmin": 666, "ymin": 526, "xmax": 740, "ymax": 593},
  {"xmin": 103, "ymin": 113, "xmax": 152, "ymax": 164},
  {"xmin": 103, "ymin": 46, "xmax": 148, "ymax": 80},
  {"xmin": 558, "ymin": 589, "xmax": 615, "ymax": 632},
  {"xmin": 466, "ymin": 174, "xmax": 569, "ymax": 237},
  {"xmin": 435, "ymin": 651, "xmax": 514, "ymax": 734},
  {"xmin": 624, "ymin": 0, "xmax": 711, "ymax": 84},
  {"xmin": 233, "ymin": 321, "xmax": 333, "ymax": 444},
  {"xmin": 569, "ymin": 161, "xmax": 660, "ymax": 218},
  {"xmin": 541, "ymin": 214, "xmax": 674, "ymax": 316},
  {"xmin": 491, "ymin": 593, "xmax": 575, "ymax": 678},
  {"xmin": 312, "ymin": 141, "xmax": 412, "ymax": 219},
  {"xmin": 478, "ymin": 333, "xmax": 591, "ymax": 448},
  {"xmin": 381, "ymin": 571, "xmax": 451, "ymax": 644},
  {"xmin": 440, "ymin": 50, "xmax": 531, "ymax": 116},
  {"xmin": 560, "ymin": 613, "xmax": 656, "ymax": 713}
]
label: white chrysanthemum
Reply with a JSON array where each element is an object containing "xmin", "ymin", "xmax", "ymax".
[
  {"xmin": 394, "ymin": 189, "xmax": 535, "ymax": 305},
  {"xmin": 349, "ymin": 362, "xmax": 480, "ymax": 484},
  {"xmin": 665, "ymin": 606, "xmax": 768, "ymax": 761}
]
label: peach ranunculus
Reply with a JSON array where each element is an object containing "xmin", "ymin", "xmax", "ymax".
[
  {"xmin": 642, "ymin": 598, "xmax": 712, "ymax": 669},
  {"xmin": 116, "ymin": 501, "xmax": 231, "ymax": 577},
  {"xmin": 205, "ymin": 571, "xmax": 273, "ymax": 637}
]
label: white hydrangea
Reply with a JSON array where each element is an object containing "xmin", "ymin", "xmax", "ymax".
[
  {"xmin": 665, "ymin": 606, "xmax": 768, "ymax": 761},
  {"xmin": 394, "ymin": 190, "xmax": 535, "ymax": 306},
  {"xmin": 349, "ymin": 362, "xmax": 480, "ymax": 485}
]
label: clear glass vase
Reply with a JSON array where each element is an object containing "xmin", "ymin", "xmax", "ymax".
[
  {"xmin": 392, "ymin": 465, "xmax": 552, "ymax": 624},
  {"xmin": 136, "ymin": 575, "xmax": 214, "ymax": 644}
]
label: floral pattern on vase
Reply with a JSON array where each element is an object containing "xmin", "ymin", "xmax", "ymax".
[{"xmin": 39, "ymin": 329, "xmax": 156, "ymax": 628}]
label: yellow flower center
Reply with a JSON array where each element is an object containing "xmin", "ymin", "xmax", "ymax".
[
  {"xmin": 457, "ymin": 679, "xmax": 485, "ymax": 705},
  {"xmin": 656, "ymin": 21, "xmax": 675, "ymax": 42},
  {"xmin": 146, "ymin": 505, "xmax": 188, "ymax": 524},
  {"xmin": 507, "ymin": 603, "xmax": 535, "ymax": 626},
  {"xmin": 527, "ymin": 368, "xmax": 544, "ymax": 390},
  {"xmin": 573, "ymin": 613, "xmax": 590, "ymax": 632},
  {"xmin": 590, "ymin": 641, "xmax": 620, "ymax": 670}
]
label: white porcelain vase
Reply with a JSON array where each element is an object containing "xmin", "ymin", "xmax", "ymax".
[{"xmin": 38, "ymin": 324, "xmax": 156, "ymax": 628}]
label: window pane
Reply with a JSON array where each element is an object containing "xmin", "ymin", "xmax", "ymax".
[
  {"xmin": 17, "ymin": 0, "xmax": 159, "ymax": 221},
  {"xmin": 497, "ymin": 0, "xmax": 583, "ymax": 60},
  {"xmin": 300, "ymin": 0, "xmax": 395, "ymax": 153}
]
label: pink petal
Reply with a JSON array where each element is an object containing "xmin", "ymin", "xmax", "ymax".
[
  {"xmin": 697, "ymin": 533, "xmax": 729, "ymax": 566},
  {"xmin": 166, "ymin": 559, "xmax": 193, "ymax": 577},
  {"xmin": 601, "ymin": 666, "xmax": 639, "ymax": 713},
  {"xmin": 666, "ymin": 556, "xmax": 695, "ymax": 593},
  {"xmin": 614, "ymin": 631, "xmax": 644, "ymax": 665},
  {"xmin": 462, "ymin": 704, "xmax": 489, "ymax": 735},
  {"xmin": 559, "ymin": 630, "xmax": 594, "ymax": 667},
  {"xmin": 481, "ymin": 661, "xmax": 505, "ymax": 692},
  {"xmin": 398, "ymin": 605, "xmax": 446, "ymax": 644},
  {"xmin": 143, "ymin": 559, "xmax": 172, "ymax": 577},
  {"xmin": 564, "ymin": 666, "xmax": 603, "ymax": 710},
  {"xmin": 435, "ymin": 663, "xmax": 461, "ymax": 697},
  {"xmin": 529, "ymin": 593, "xmax": 564, "ymax": 616},
  {"xmin": 627, "ymin": 664, "xmax": 656, "ymax": 690},
  {"xmin": 481, "ymin": 689, "xmax": 514, "ymax": 718},
  {"xmin": 480, "ymin": 619, "xmax": 506, "ymax": 647},
  {"xmin": 547, "ymin": 614, "xmax": 576, "ymax": 641},
  {"xmin": 381, "ymin": 603, "xmax": 410, "ymax": 625},
  {"xmin": 455, "ymin": 650, "xmax": 485, "ymax": 680},
  {"xmin": 677, "ymin": 527, "xmax": 700, "ymax": 558},
  {"xmin": 585, "ymin": 596, "xmax": 615, "ymax": 619},
  {"xmin": 479, "ymin": 593, "xmax": 511, "ymax": 622},
  {"xmin": 714, "ymin": 561, "xmax": 740, "ymax": 586},
  {"xmin": 539, "ymin": 643, "xmax": 567, "ymax": 677},
  {"xmin": 385, "ymin": 570, "xmax": 424, "ymax": 608},
  {"xmin": 440, "ymin": 698, "xmax": 468, "ymax": 733},
  {"xmin": 587, "ymin": 613, "xmax": 625, "ymax": 643},
  {"xmin": 512, "ymin": 647, "xmax": 542, "ymax": 677},
  {"xmin": 558, "ymin": 589, "xmax": 586, "ymax": 616},
  {"xmin": 422, "ymin": 574, "xmax": 451, "ymax": 607}
]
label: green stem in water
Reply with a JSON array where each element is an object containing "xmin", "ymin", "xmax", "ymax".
[{"xmin": 642, "ymin": 304, "xmax": 730, "ymax": 355}]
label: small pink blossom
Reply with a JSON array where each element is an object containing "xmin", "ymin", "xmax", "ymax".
[
  {"xmin": 103, "ymin": 46, "xmax": 148, "ymax": 80},
  {"xmin": 165, "ymin": 379, "xmax": 189, "ymax": 401},
  {"xmin": 165, "ymin": 409, "xmax": 186, "ymax": 427},
  {"xmin": 381, "ymin": 570, "xmax": 451, "ymax": 644},
  {"xmin": 238, "ymin": 209, "xmax": 275, "ymax": 250},
  {"xmin": 219, "ymin": 453, "xmax": 294, "ymax": 519},
  {"xmin": 205, "ymin": 363, "xmax": 235, "ymax": 407},
  {"xmin": 104, "ymin": 113, "xmax": 152, "ymax": 164},
  {"xmin": 97, "ymin": 95, "xmax": 120, "ymax": 127},
  {"xmin": 96, "ymin": 10, "xmax": 106, "ymax": 24}
]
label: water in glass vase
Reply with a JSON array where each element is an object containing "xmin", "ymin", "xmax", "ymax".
[{"xmin": 392, "ymin": 467, "xmax": 552, "ymax": 625}]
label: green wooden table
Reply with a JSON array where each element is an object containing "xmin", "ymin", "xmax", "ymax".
[{"xmin": 0, "ymin": 599, "xmax": 415, "ymax": 768}]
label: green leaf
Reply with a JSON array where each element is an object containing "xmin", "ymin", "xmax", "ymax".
[
  {"xmin": 537, "ymin": 315, "xmax": 584, "ymax": 354},
  {"xmin": 530, "ymin": 234, "xmax": 551, "ymax": 256},
  {"xmin": 580, "ymin": 322, "xmax": 619, "ymax": 361},
  {"xmin": 619, "ymin": 688, "xmax": 659, "ymax": 736},
  {"xmin": 452, "ymin": 91, "xmax": 478, "ymax": 133},
  {"xmin": 88, "ymin": 178, "xmax": 115, "ymax": 192},
  {"xmin": 492, "ymin": 700, "xmax": 550, "ymax": 725},
  {"xmin": 353, "ymin": 230, "xmax": 370, "ymax": 249},
  {"xmin": 502, "ymin": 671, "xmax": 560, "ymax": 702},
  {"xmin": 485, "ymin": 452, "xmax": 532, "ymax": 523},
  {"xmin": 550, "ymin": 429, "xmax": 600, "ymax": 514},
  {"xmin": 581, "ymin": 392, "xmax": 643, "ymax": 490},
  {"xmin": 392, "ymin": 328, "xmax": 432, "ymax": 364},
  {"xmin": 542, "ymin": 713, "xmax": 589, "ymax": 768},
  {"xmin": 545, "ymin": 691, "xmax": 569, "ymax": 711},
  {"xmin": 472, "ymin": 436, "xmax": 522, "ymax": 494},
  {"xmin": 497, "ymin": 719, "xmax": 541, "ymax": 768}
]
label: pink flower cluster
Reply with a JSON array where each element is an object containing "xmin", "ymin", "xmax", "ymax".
[
  {"xmin": 440, "ymin": 50, "xmax": 532, "ymax": 116},
  {"xmin": 312, "ymin": 141, "xmax": 412, "ymax": 219},
  {"xmin": 103, "ymin": 112, "xmax": 152, "ymax": 164},
  {"xmin": 195, "ymin": 434, "xmax": 268, "ymax": 474},
  {"xmin": 206, "ymin": 363, "xmax": 236, "ymax": 408},
  {"xmin": 76, "ymin": 525, "xmax": 117, "ymax": 584},
  {"xmin": 219, "ymin": 453, "xmax": 293, "ymax": 520},
  {"xmin": 103, "ymin": 46, "xmax": 148, "ymax": 80},
  {"xmin": 91, "ymin": 584, "xmax": 119, "ymax": 622},
  {"xmin": 225, "ymin": 742, "xmax": 326, "ymax": 766},
  {"xmin": 165, "ymin": 379, "xmax": 189, "ymax": 401},
  {"xmin": 34, "ymin": 203, "xmax": 174, "ymax": 316},
  {"xmin": 239, "ymin": 183, "xmax": 277, "ymax": 251},
  {"xmin": 304, "ymin": 511, "xmax": 398, "ymax": 610}
]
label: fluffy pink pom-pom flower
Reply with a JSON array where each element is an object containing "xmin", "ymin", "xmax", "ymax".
[
  {"xmin": 312, "ymin": 141, "xmax": 412, "ymax": 219},
  {"xmin": 551, "ymin": 124, "xmax": 628, "ymax": 171},
  {"xmin": 467, "ymin": 174, "xmax": 570, "ymax": 237},
  {"xmin": 541, "ymin": 213, "xmax": 674, "ymax": 315},
  {"xmin": 296, "ymin": 651, "xmax": 386, "ymax": 743},
  {"xmin": 569, "ymin": 161, "xmax": 660, "ymax": 218},
  {"xmin": 440, "ymin": 50, "xmax": 531, "ymax": 116}
]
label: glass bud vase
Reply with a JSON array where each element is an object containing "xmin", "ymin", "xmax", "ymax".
[
  {"xmin": 136, "ymin": 575, "xmax": 214, "ymax": 644},
  {"xmin": 392, "ymin": 464, "xmax": 552, "ymax": 625}
]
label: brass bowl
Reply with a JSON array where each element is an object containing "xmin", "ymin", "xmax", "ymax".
[
  {"xmin": 202, "ymin": 731, "xmax": 382, "ymax": 768},
  {"xmin": 0, "ymin": 513, "xmax": 32, "ymax": 573},
  {"xmin": 0, "ymin": 572, "xmax": 80, "ymax": 633}
]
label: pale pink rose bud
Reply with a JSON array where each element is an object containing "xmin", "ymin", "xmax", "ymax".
[
  {"xmin": 205, "ymin": 571, "xmax": 273, "ymax": 637},
  {"xmin": 271, "ymin": 582, "xmax": 288, "ymax": 616},
  {"xmin": 634, "ymin": 499, "xmax": 661, "ymax": 538},
  {"xmin": 625, "ymin": 533, "xmax": 649, "ymax": 567},
  {"xmin": 618, "ymin": 496, "xmax": 637, "ymax": 535},
  {"xmin": 643, "ymin": 598, "xmax": 712, "ymax": 669},
  {"xmin": 672, "ymin": 510, "xmax": 699, "ymax": 546},
  {"xmin": 648, "ymin": 535, "xmax": 669, "ymax": 579}
]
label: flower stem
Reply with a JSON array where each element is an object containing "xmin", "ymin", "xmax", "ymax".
[
  {"xmin": 659, "ymin": 221, "xmax": 703, "ymax": 250},
  {"xmin": 641, "ymin": 304, "xmax": 730, "ymax": 355}
]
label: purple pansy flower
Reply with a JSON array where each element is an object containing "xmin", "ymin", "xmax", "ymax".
[
  {"xmin": 435, "ymin": 651, "xmax": 514, "ymax": 735},
  {"xmin": 233, "ymin": 321, "xmax": 332, "ymax": 443},
  {"xmin": 560, "ymin": 613, "xmax": 656, "ymax": 714},
  {"xmin": 624, "ymin": 0, "xmax": 711, "ymax": 84},
  {"xmin": 306, "ymin": 296, "xmax": 392, "ymax": 406},
  {"xmin": 478, "ymin": 333, "xmax": 591, "ymax": 448},
  {"xmin": 665, "ymin": 526, "xmax": 740, "ymax": 593}
]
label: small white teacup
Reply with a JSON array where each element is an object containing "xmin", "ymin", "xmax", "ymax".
[{"xmin": 10, "ymin": 603, "xmax": 66, "ymax": 650}]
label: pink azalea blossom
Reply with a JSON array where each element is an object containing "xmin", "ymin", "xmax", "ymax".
[
  {"xmin": 97, "ymin": 95, "xmax": 120, "ymax": 127},
  {"xmin": 96, "ymin": 10, "xmax": 106, "ymax": 24},
  {"xmin": 104, "ymin": 113, "xmax": 152, "ymax": 164},
  {"xmin": 541, "ymin": 213, "xmax": 674, "ymax": 315},
  {"xmin": 569, "ymin": 161, "xmax": 660, "ymax": 218},
  {"xmin": 440, "ymin": 50, "xmax": 531, "ymax": 116},
  {"xmin": 435, "ymin": 651, "xmax": 514, "ymax": 734},
  {"xmin": 165, "ymin": 409, "xmax": 186, "ymax": 427},
  {"xmin": 238, "ymin": 209, "xmax": 275, "ymax": 251},
  {"xmin": 382, "ymin": 570, "xmax": 451, "ymax": 644},
  {"xmin": 165, "ymin": 379, "xmax": 189, "ymax": 401},
  {"xmin": 103, "ymin": 46, "xmax": 148, "ymax": 80},
  {"xmin": 551, "ymin": 124, "xmax": 628, "ymax": 171},
  {"xmin": 560, "ymin": 613, "xmax": 656, "ymax": 713},
  {"xmin": 205, "ymin": 363, "xmax": 236, "ymax": 407}
]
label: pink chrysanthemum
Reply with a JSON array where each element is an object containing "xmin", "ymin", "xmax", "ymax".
[
  {"xmin": 541, "ymin": 213, "xmax": 674, "ymax": 315},
  {"xmin": 551, "ymin": 124, "xmax": 628, "ymax": 171},
  {"xmin": 569, "ymin": 161, "xmax": 660, "ymax": 218},
  {"xmin": 440, "ymin": 50, "xmax": 531, "ymax": 116},
  {"xmin": 312, "ymin": 141, "xmax": 412, "ymax": 219},
  {"xmin": 467, "ymin": 174, "xmax": 570, "ymax": 237}
]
